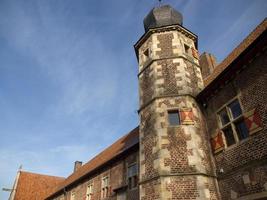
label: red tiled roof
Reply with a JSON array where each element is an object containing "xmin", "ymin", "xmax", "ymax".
[
  {"xmin": 46, "ymin": 127, "xmax": 139, "ymax": 199},
  {"xmin": 204, "ymin": 18, "xmax": 267, "ymax": 87},
  {"xmin": 13, "ymin": 171, "xmax": 65, "ymax": 200}
]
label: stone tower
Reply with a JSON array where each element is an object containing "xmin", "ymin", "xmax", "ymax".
[{"xmin": 134, "ymin": 5, "xmax": 220, "ymax": 200}]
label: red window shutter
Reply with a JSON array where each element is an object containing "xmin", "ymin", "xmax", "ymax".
[
  {"xmin": 180, "ymin": 108, "xmax": 194, "ymax": 125},
  {"xmin": 191, "ymin": 47, "xmax": 199, "ymax": 60},
  {"xmin": 244, "ymin": 108, "xmax": 263, "ymax": 135},
  {"xmin": 211, "ymin": 130, "xmax": 224, "ymax": 153}
]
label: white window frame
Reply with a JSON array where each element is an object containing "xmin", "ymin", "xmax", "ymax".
[
  {"xmin": 101, "ymin": 176, "xmax": 109, "ymax": 199},
  {"xmin": 70, "ymin": 191, "xmax": 75, "ymax": 200},
  {"xmin": 86, "ymin": 183, "xmax": 93, "ymax": 200},
  {"xmin": 216, "ymin": 96, "xmax": 248, "ymax": 148}
]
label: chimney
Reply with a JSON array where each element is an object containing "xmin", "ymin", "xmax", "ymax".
[
  {"xmin": 199, "ymin": 52, "xmax": 217, "ymax": 79},
  {"xmin": 73, "ymin": 161, "xmax": 82, "ymax": 172}
]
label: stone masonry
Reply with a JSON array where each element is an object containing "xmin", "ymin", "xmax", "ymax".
[{"xmin": 136, "ymin": 24, "xmax": 220, "ymax": 200}]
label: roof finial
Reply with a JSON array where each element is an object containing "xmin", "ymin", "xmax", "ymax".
[{"xmin": 158, "ymin": 0, "xmax": 162, "ymax": 7}]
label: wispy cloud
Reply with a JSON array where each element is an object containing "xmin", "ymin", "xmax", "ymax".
[
  {"xmin": 1, "ymin": 1, "xmax": 266, "ymax": 200},
  {"xmin": 199, "ymin": 1, "xmax": 267, "ymax": 61}
]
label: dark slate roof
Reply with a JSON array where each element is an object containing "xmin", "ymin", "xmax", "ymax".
[{"xmin": 143, "ymin": 5, "xmax": 183, "ymax": 32}]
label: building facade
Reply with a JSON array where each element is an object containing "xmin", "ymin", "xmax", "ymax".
[{"xmin": 10, "ymin": 4, "xmax": 267, "ymax": 200}]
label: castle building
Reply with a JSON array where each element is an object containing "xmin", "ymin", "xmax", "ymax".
[{"xmin": 9, "ymin": 4, "xmax": 267, "ymax": 200}]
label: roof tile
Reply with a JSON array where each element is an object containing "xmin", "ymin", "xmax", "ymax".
[
  {"xmin": 46, "ymin": 127, "xmax": 139, "ymax": 199},
  {"xmin": 14, "ymin": 171, "xmax": 65, "ymax": 200},
  {"xmin": 204, "ymin": 18, "xmax": 267, "ymax": 86}
]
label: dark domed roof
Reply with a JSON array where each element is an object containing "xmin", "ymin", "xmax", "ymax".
[{"xmin": 143, "ymin": 5, "xmax": 183, "ymax": 32}]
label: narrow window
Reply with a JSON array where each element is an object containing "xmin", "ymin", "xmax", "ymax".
[
  {"xmin": 101, "ymin": 176, "xmax": 109, "ymax": 199},
  {"xmin": 168, "ymin": 110, "xmax": 180, "ymax": 126},
  {"xmin": 86, "ymin": 184, "xmax": 93, "ymax": 200},
  {"xmin": 128, "ymin": 163, "xmax": 138, "ymax": 190}
]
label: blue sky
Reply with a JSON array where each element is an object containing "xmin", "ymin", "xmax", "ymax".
[{"xmin": 0, "ymin": 0, "xmax": 266, "ymax": 199}]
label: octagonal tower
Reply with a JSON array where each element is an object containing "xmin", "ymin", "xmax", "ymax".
[{"xmin": 135, "ymin": 5, "xmax": 220, "ymax": 200}]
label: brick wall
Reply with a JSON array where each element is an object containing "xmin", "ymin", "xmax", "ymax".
[
  {"xmin": 51, "ymin": 150, "xmax": 139, "ymax": 200},
  {"xmin": 204, "ymin": 49, "xmax": 267, "ymax": 199}
]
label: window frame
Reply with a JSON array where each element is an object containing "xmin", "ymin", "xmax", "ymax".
[
  {"xmin": 70, "ymin": 191, "xmax": 76, "ymax": 200},
  {"xmin": 86, "ymin": 183, "xmax": 93, "ymax": 200},
  {"xmin": 216, "ymin": 97, "xmax": 248, "ymax": 148},
  {"xmin": 127, "ymin": 162, "xmax": 138, "ymax": 190},
  {"xmin": 101, "ymin": 176, "xmax": 109, "ymax": 199}
]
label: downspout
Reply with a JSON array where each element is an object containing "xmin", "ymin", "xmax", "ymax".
[{"xmin": 63, "ymin": 187, "xmax": 67, "ymax": 200}]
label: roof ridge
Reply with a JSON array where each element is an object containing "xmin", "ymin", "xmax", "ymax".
[
  {"xmin": 20, "ymin": 170, "xmax": 65, "ymax": 179},
  {"xmin": 204, "ymin": 18, "xmax": 267, "ymax": 86},
  {"xmin": 69, "ymin": 126, "xmax": 139, "ymax": 176},
  {"xmin": 46, "ymin": 126, "xmax": 139, "ymax": 199}
]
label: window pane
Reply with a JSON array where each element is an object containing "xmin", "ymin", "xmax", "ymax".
[
  {"xmin": 223, "ymin": 127, "xmax": 236, "ymax": 146},
  {"xmin": 128, "ymin": 164, "xmax": 137, "ymax": 177},
  {"xmin": 235, "ymin": 120, "xmax": 249, "ymax": 140},
  {"xmin": 168, "ymin": 111, "xmax": 180, "ymax": 126},
  {"xmin": 219, "ymin": 108, "xmax": 230, "ymax": 126},
  {"xmin": 128, "ymin": 177, "xmax": 132, "ymax": 189},
  {"xmin": 133, "ymin": 176, "xmax": 138, "ymax": 188},
  {"xmin": 229, "ymin": 100, "xmax": 242, "ymax": 119}
]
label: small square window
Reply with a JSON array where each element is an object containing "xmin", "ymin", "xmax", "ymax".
[{"xmin": 168, "ymin": 110, "xmax": 180, "ymax": 126}]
